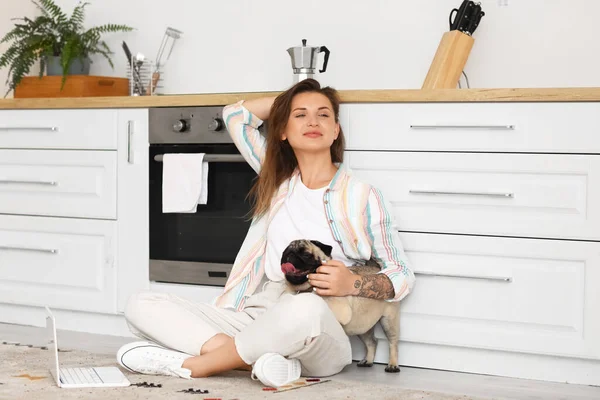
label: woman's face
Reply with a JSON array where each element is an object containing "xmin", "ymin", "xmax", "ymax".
[{"xmin": 282, "ymin": 92, "xmax": 339, "ymax": 154}]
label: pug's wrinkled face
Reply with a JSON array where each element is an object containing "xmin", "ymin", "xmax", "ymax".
[{"xmin": 281, "ymin": 239, "xmax": 333, "ymax": 291}]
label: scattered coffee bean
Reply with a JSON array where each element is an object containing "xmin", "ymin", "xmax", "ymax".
[{"xmin": 178, "ymin": 388, "xmax": 209, "ymax": 394}]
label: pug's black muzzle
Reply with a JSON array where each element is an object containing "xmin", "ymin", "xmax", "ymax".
[{"xmin": 281, "ymin": 248, "xmax": 321, "ymax": 286}]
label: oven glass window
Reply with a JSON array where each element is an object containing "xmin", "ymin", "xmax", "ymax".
[{"xmin": 149, "ymin": 144, "xmax": 257, "ymax": 265}]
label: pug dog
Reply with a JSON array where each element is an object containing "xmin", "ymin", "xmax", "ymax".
[{"xmin": 280, "ymin": 239, "xmax": 401, "ymax": 373}]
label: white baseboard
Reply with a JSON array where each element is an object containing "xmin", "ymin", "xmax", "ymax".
[
  {"xmin": 0, "ymin": 303, "xmax": 135, "ymax": 338},
  {"xmin": 351, "ymin": 336, "xmax": 600, "ymax": 387}
]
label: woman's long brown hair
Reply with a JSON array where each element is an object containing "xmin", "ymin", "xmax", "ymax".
[{"xmin": 248, "ymin": 78, "xmax": 345, "ymax": 219}]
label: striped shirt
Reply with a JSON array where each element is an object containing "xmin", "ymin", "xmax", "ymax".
[{"xmin": 213, "ymin": 100, "xmax": 416, "ymax": 311}]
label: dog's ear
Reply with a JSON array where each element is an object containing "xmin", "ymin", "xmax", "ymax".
[{"xmin": 310, "ymin": 240, "xmax": 333, "ymax": 257}]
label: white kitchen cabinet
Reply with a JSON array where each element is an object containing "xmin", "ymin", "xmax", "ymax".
[
  {"xmin": 0, "ymin": 214, "xmax": 117, "ymax": 313},
  {"xmin": 0, "ymin": 149, "xmax": 117, "ymax": 219},
  {"xmin": 0, "ymin": 108, "xmax": 150, "ymax": 317},
  {"xmin": 0, "ymin": 109, "xmax": 118, "ymax": 150},
  {"xmin": 344, "ymin": 102, "xmax": 600, "ymax": 153},
  {"xmin": 396, "ymin": 232, "xmax": 600, "ymax": 360},
  {"xmin": 342, "ymin": 101, "xmax": 600, "ymax": 386},
  {"xmin": 350, "ymin": 231, "xmax": 600, "ymax": 385},
  {"xmin": 346, "ymin": 151, "xmax": 600, "ymax": 241},
  {"xmin": 115, "ymin": 109, "xmax": 150, "ymax": 312}
]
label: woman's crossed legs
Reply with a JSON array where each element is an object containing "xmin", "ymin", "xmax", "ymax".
[{"xmin": 119, "ymin": 284, "xmax": 352, "ymax": 379}]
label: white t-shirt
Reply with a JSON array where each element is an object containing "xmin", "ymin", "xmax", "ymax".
[{"xmin": 264, "ymin": 178, "xmax": 355, "ymax": 282}]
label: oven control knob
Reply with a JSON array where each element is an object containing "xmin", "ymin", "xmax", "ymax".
[
  {"xmin": 173, "ymin": 119, "xmax": 188, "ymax": 133},
  {"xmin": 208, "ymin": 118, "xmax": 224, "ymax": 132}
]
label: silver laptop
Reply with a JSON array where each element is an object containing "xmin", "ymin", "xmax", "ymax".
[{"xmin": 45, "ymin": 306, "xmax": 131, "ymax": 388}]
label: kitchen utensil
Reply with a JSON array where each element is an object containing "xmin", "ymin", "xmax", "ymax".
[
  {"xmin": 135, "ymin": 53, "xmax": 146, "ymax": 77},
  {"xmin": 286, "ymin": 39, "xmax": 330, "ymax": 83},
  {"xmin": 122, "ymin": 41, "xmax": 146, "ymax": 95},
  {"xmin": 448, "ymin": 8, "xmax": 458, "ymax": 30},
  {"xmin": 449, "ymin": 0, "xmax": 471, "ymax": 30},
  {"xmin": 126, "ymin": 57, "xmax": 159, "ymax": 96},
  {"xmin": 456, "ymin": 1, "xmax": 476, "ymax": 33},
  {"xmin": 464, "ymin": 3, "xmax": 485, "ymax": 36},
  {"xmin": 152, "ymin": 27, "xmax": 183, "ymax": 93},
  {"xmin": 155, "ymin": 27, "xmax": 183, "ymax": 69}
]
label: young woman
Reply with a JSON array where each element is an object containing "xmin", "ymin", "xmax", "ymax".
[{"xmin": 116, "ymin": 79, "xmax": 416, "ymax": 387}]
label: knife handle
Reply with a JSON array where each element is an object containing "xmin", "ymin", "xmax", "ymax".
[
  {"xmin": 449, "ymin": 8, "xmax": 458, "ymax": 30},
  {"xmin": 457, "ymin": 1, "xmax": 476, "ymax": 33},
  {"xmin": 465, "ymin": 5, "xmax": 484, "ymax": 35},
  {"xmin": 453, "ymin": 0, "xmax": 471, "ymax": 31}
]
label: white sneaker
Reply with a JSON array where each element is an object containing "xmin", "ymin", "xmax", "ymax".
[
  {"xmin": 117, "ymin": 341, "xmax": 192, "ymax": 379},
  {"xmin": 251, "ymin": 353, "xmax": 302, "ymax": 387}
]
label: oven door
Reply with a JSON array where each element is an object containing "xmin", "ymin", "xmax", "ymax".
[{"xmin": 149, "ymin": 143, "xmax": 256, "ymax": 286}]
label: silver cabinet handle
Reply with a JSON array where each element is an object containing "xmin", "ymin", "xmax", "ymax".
[
  {"xmin": 0, "ymin": 126, "xmax": 58, "ymax": 132},
  {"xmin": 414, "ymin": 271, "xmax": 512, "ymax": 282},
  {"xmin": 409, "ymin": 190, "xmax": 514, "ymax": 198},
  {"xmin": 154, "ymin": 154, "xmax": 245, "ymax": 163},
  {"xmin": 409, "ymin": 124, "xmax": 515, "ymax": 130},
  {"xmin": 0, "ymin": 179, "xmax": 57, "ymax": 186},
  {"xmin": 127, "ymin": 121, "xmax": 134, "ymax": 164},
  {"xmin": 0, "ymin": 245, "xmax": 58, "ymax": 254}
]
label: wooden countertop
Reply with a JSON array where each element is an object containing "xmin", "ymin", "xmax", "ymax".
[{"xmin": 1, "ymin": 87, "xmax": 600, "ymax": 109}]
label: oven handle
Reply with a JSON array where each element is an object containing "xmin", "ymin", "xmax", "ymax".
[{"xmin": 154, "ymin": 154, "xmax": 246, "ymax": 163}]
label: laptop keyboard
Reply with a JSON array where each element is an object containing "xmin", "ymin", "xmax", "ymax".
[{"xmin": 60, "ymin": 367, "xmax": 103, "ymax": 385}]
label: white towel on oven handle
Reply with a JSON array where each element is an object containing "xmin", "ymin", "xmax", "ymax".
[{"xmin": 162, "ymin": 153, "xmax": 209, "ymax": 213}]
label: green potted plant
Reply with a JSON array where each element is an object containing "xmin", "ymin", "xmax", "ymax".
[{"xmin": 0, "ymin": 0, "xmax": 133, "ymax": 97}]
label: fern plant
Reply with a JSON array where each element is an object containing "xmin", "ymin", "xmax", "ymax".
[{"xmin": 0, "ymin": 0, "xmax": 133, "ymax": 96}]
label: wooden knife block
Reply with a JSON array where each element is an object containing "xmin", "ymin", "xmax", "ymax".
[
  {"xmin": 14, "ymin": 75, "xmax": 129, "ymax": 98},
  {"xmin": 422, "ymin": 30, "xmax": 474, "ymax": 89}
]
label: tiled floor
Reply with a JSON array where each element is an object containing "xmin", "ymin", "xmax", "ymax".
[{"xmin": 1, "ymin": 322, "xmax": 599, "ymax": 400}]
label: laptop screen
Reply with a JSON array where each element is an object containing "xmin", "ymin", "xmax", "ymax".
[{"xmin": 45, "ymin": 307, "xmax": 61, "ymax": 386}]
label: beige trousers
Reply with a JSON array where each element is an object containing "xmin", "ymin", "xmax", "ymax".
[{"xmin": 124, "ymin": 281, "xmax": 352, "ymax": 377}]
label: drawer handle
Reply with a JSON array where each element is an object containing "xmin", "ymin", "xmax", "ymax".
[
  {"xmin": 0, "ymin": 245, "xmax": 58, "ymax": 254},
  {"xmin": 127, "ymin": 121, "xmax": 134, "ymax": 164},
  {"xmin": 409, "ymin": 124, "xmax": 515, "ymax": 130},
  {"xmin": 409, "ymin": 190, "xmax": 514, "ymax": 198},
  {"xmin": 0, "ymin": 179, "xmax": 58, "ymax": 186},
  {"xmin": 414, "ymin": 271, "xmax": 512, "ymax": 282},
  {"xmin": 0, "ymin": 126, "xmax": 59, "ymax": 132}
]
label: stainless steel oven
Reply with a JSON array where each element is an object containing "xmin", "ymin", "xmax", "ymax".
[{"xmin": 148, "ymin": 106, "xmax": 258, "ymax": 286}]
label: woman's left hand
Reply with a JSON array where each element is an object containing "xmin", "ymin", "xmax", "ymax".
[{"xmin": 307, "ymin": 260, "xmax": 359, "ymax": 297}]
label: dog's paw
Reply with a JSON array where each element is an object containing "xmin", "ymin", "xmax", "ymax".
[
  {"xmin": 385, "ymin": 364, "xmax": 401, "ymax": 373},
  {"xmin": 357, "ymin": 360, "xmax": 373, "ymax": 368}
]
